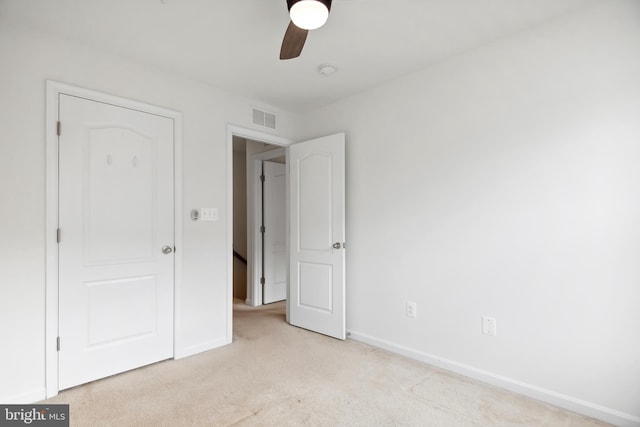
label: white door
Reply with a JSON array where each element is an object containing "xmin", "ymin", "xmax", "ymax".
[
  {"xmin": 263, "ymin": 161, "xmax": 287, "ymax": 304},
  {"xmin": 288, "ymin": 133, "xmax": 346, "ymax": 339},
  {"xmin": 58, "ymin": 94, "xmax": 175, "ymax": 390}
]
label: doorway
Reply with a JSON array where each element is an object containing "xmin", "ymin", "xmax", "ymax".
[
  {"xmin": 232, "ymin": 135, "xmax": 287, "ymax": 306},
  {"xmin": 226, "ymin": 126, "xmax": 291, "ymax": 340},
  {"xmin": 226, "ymin": 126, "xmax": 346, "ymax": 341}
]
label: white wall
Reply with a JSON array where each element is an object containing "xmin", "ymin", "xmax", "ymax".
[
  {"xmin": 296, "ymin": 1, "xmax": 640, "ymax": 425},
  {"xmin": 0, "ymin": 21, "xmax": 294, "ymax": 402}
]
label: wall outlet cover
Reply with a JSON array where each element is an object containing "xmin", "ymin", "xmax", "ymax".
[
  {"xmin": 406, "ymin": 301, "xmax": 417, "ymax": 318},
  {"xmin": 482, "ymin": 316, "xmax": 497, "ymax": 336}
]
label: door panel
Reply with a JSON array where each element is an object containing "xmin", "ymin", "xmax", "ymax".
[
  {"xmin": 289, "ymin": 133, "xmax": 345, "ymax": 339},
  {"xmin": 298, "ymin": 154, "xmax": 332, "ymax": 251},
  {"xmin": 299, "ymin": 262, "xmax": 333, "ymax": 312},
  {"xmin": 58, "ymin": 94, "xmax": 174, "ymax": 390},
  {"xmin": 87, "ymin": 276, "xmax": 157, "ymax": 346},
  {"xmin": 263, "ymin": 161, "xmax": 287, "ymax": 304},
  {"xmin": 86, "ymin": 128, "xmax": 155, "ymax": 263}
]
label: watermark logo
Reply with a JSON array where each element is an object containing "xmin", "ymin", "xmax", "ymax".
[{"xmin": 0, "ymin": 405, "xmax": 68, "ymax": 427}]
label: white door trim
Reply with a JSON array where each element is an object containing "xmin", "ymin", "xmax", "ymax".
[
  {"xmin": 249, "ymin": 148, "xmax": 286, "ymax": 306},
  {"xmin": 226, "ymin": 126, "xmax": 291, "ymax": 335},
  {"xmin": 45, "ymin": 81, "xmax": 183, "ymax": 398}
]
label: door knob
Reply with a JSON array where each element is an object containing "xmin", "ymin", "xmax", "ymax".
[
  {"xmin": 162, "ymin": 246, "xmax": 173, "ymax": 254},
  {"xmin": 332, "ymin": 242, "xmax": 342, "ymax": 249}
]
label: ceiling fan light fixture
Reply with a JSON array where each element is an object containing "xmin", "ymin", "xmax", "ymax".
[{"xmin": 288, "ymin": 0, "xmax": 330, "ymax": 30}]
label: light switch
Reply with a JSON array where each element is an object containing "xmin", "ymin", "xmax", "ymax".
[{"xmin": 201, "ymin": 208, "xmax": 218, "ymax": 221}]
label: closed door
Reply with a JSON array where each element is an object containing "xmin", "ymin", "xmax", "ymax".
[
  {"xmin": 58, "ymin": 94, "xmax": 175, "ymax": 390},
  {"xmin": 263, "ymin": 161, "xmax": 287, "ymax": 304},
  {"xmin": 288, "ymin": 133, "xmax": 345, "ymax": 339}
]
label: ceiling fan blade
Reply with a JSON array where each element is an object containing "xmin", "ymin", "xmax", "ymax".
[{"xmin": 280, "ymin": 21, "xmax": 308, "ymax": 60}]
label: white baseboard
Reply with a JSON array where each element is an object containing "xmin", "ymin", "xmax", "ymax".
[
  {"xmin": 174, "ymin": 337, "xmax": 229, "ymax": 360},
  {"xmin": 347, "ymin": 330, "xmax": 640, "ymax": 427},
  {"xmin": 1, "ymin": 388, "xmax": 47, "ymax": 404}
]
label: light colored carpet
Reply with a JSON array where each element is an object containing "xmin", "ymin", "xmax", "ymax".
[{"xmin": 43, "ymin": 301, "xmax": 609, "ymax": 426}]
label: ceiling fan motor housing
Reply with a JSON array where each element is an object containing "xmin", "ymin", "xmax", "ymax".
[{"xmin": 287, "ymin": 0, "xmax": 332, "ymax": 13}]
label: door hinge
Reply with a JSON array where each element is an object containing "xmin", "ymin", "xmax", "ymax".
[
  {"xmin": 56, "ymin": 228, "xmax": 61, "ymax": 243},
  {"xmin": 56, "ymin": 121, "xmax": 61, "ymax": 136},
  {"xmin": 260, "ymin": 174, "xmax": 265, "ymax": 182},
  {"xmin": 260, "ymin": 225, "xmax": 265, "ymax": 233},
  {"xmin": 260, "ymin": 277, "xmax": 265, "ymax": 285},
  {"xmin": 56, "ymin": 337, "xmax": 60, "ymax": 352}
]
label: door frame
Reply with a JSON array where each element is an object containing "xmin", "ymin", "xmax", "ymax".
[
  {"xmin": 249, "ymin": 148, "xmax": 286, "ymax": 307},
  {"xmin": 226, "ymin": 126, "xmax": 291, "ymax": 332},
  {"xmin": 45, "ymin": 81, "xmax": 183, "ymax": 398}
]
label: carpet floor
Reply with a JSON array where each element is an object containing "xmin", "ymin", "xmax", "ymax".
[{"xmin": 43, "ymin": 301, "xmax": 609, "ymax": 426}]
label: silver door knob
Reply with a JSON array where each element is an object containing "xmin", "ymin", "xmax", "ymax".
[
  {"xmin": 162, "ymin": 246, "xmax": 173, "ymax": 254},
  {"xmin": 332, "ymin": 242, "xmax": 342, "ymax": 249}
]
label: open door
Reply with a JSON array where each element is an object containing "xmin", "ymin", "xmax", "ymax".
[
  {"xmin": 262, "ymin": 160, "xmax": 287, "ymax": 304},
  {"xmin": 288, "ymin": 133, "xmax": 345, "ymax": 339}
]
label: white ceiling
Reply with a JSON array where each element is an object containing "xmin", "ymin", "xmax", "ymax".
[{"xmin": 0, "ymin": 0, "xmax": 594, "ymax": 112}]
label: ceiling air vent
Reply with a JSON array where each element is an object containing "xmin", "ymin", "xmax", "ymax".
[{"xmin": 251, "ymin": 107, "xmax": 277, "ymax": 130}]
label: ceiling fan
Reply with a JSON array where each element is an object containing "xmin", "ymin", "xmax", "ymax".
[{"xmin": 280, "ymin": 0, "xmax": 332, "ymax": 60}]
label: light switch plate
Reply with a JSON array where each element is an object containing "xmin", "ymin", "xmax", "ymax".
[{"xmin": 201, "ymin": 208, "xmax": 218, "ymax": 221}]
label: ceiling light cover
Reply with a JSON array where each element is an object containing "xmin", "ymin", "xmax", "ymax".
[{"xmin": 289, "ymin": 0, "xmax": 330, "ymax": 30}]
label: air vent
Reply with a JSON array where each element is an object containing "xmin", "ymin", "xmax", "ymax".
[{"xmin": 251, "ymin": 107, "xmax": 277, "ymax": 130}]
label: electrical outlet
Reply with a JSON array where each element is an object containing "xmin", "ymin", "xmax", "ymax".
[
  {"xmin": 406, "ymin": 301, "xmax": 417, "ymax": 318},
  {"xmin": 482, "ymin": 316, "xmax": 497, "ymax": 336}
]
